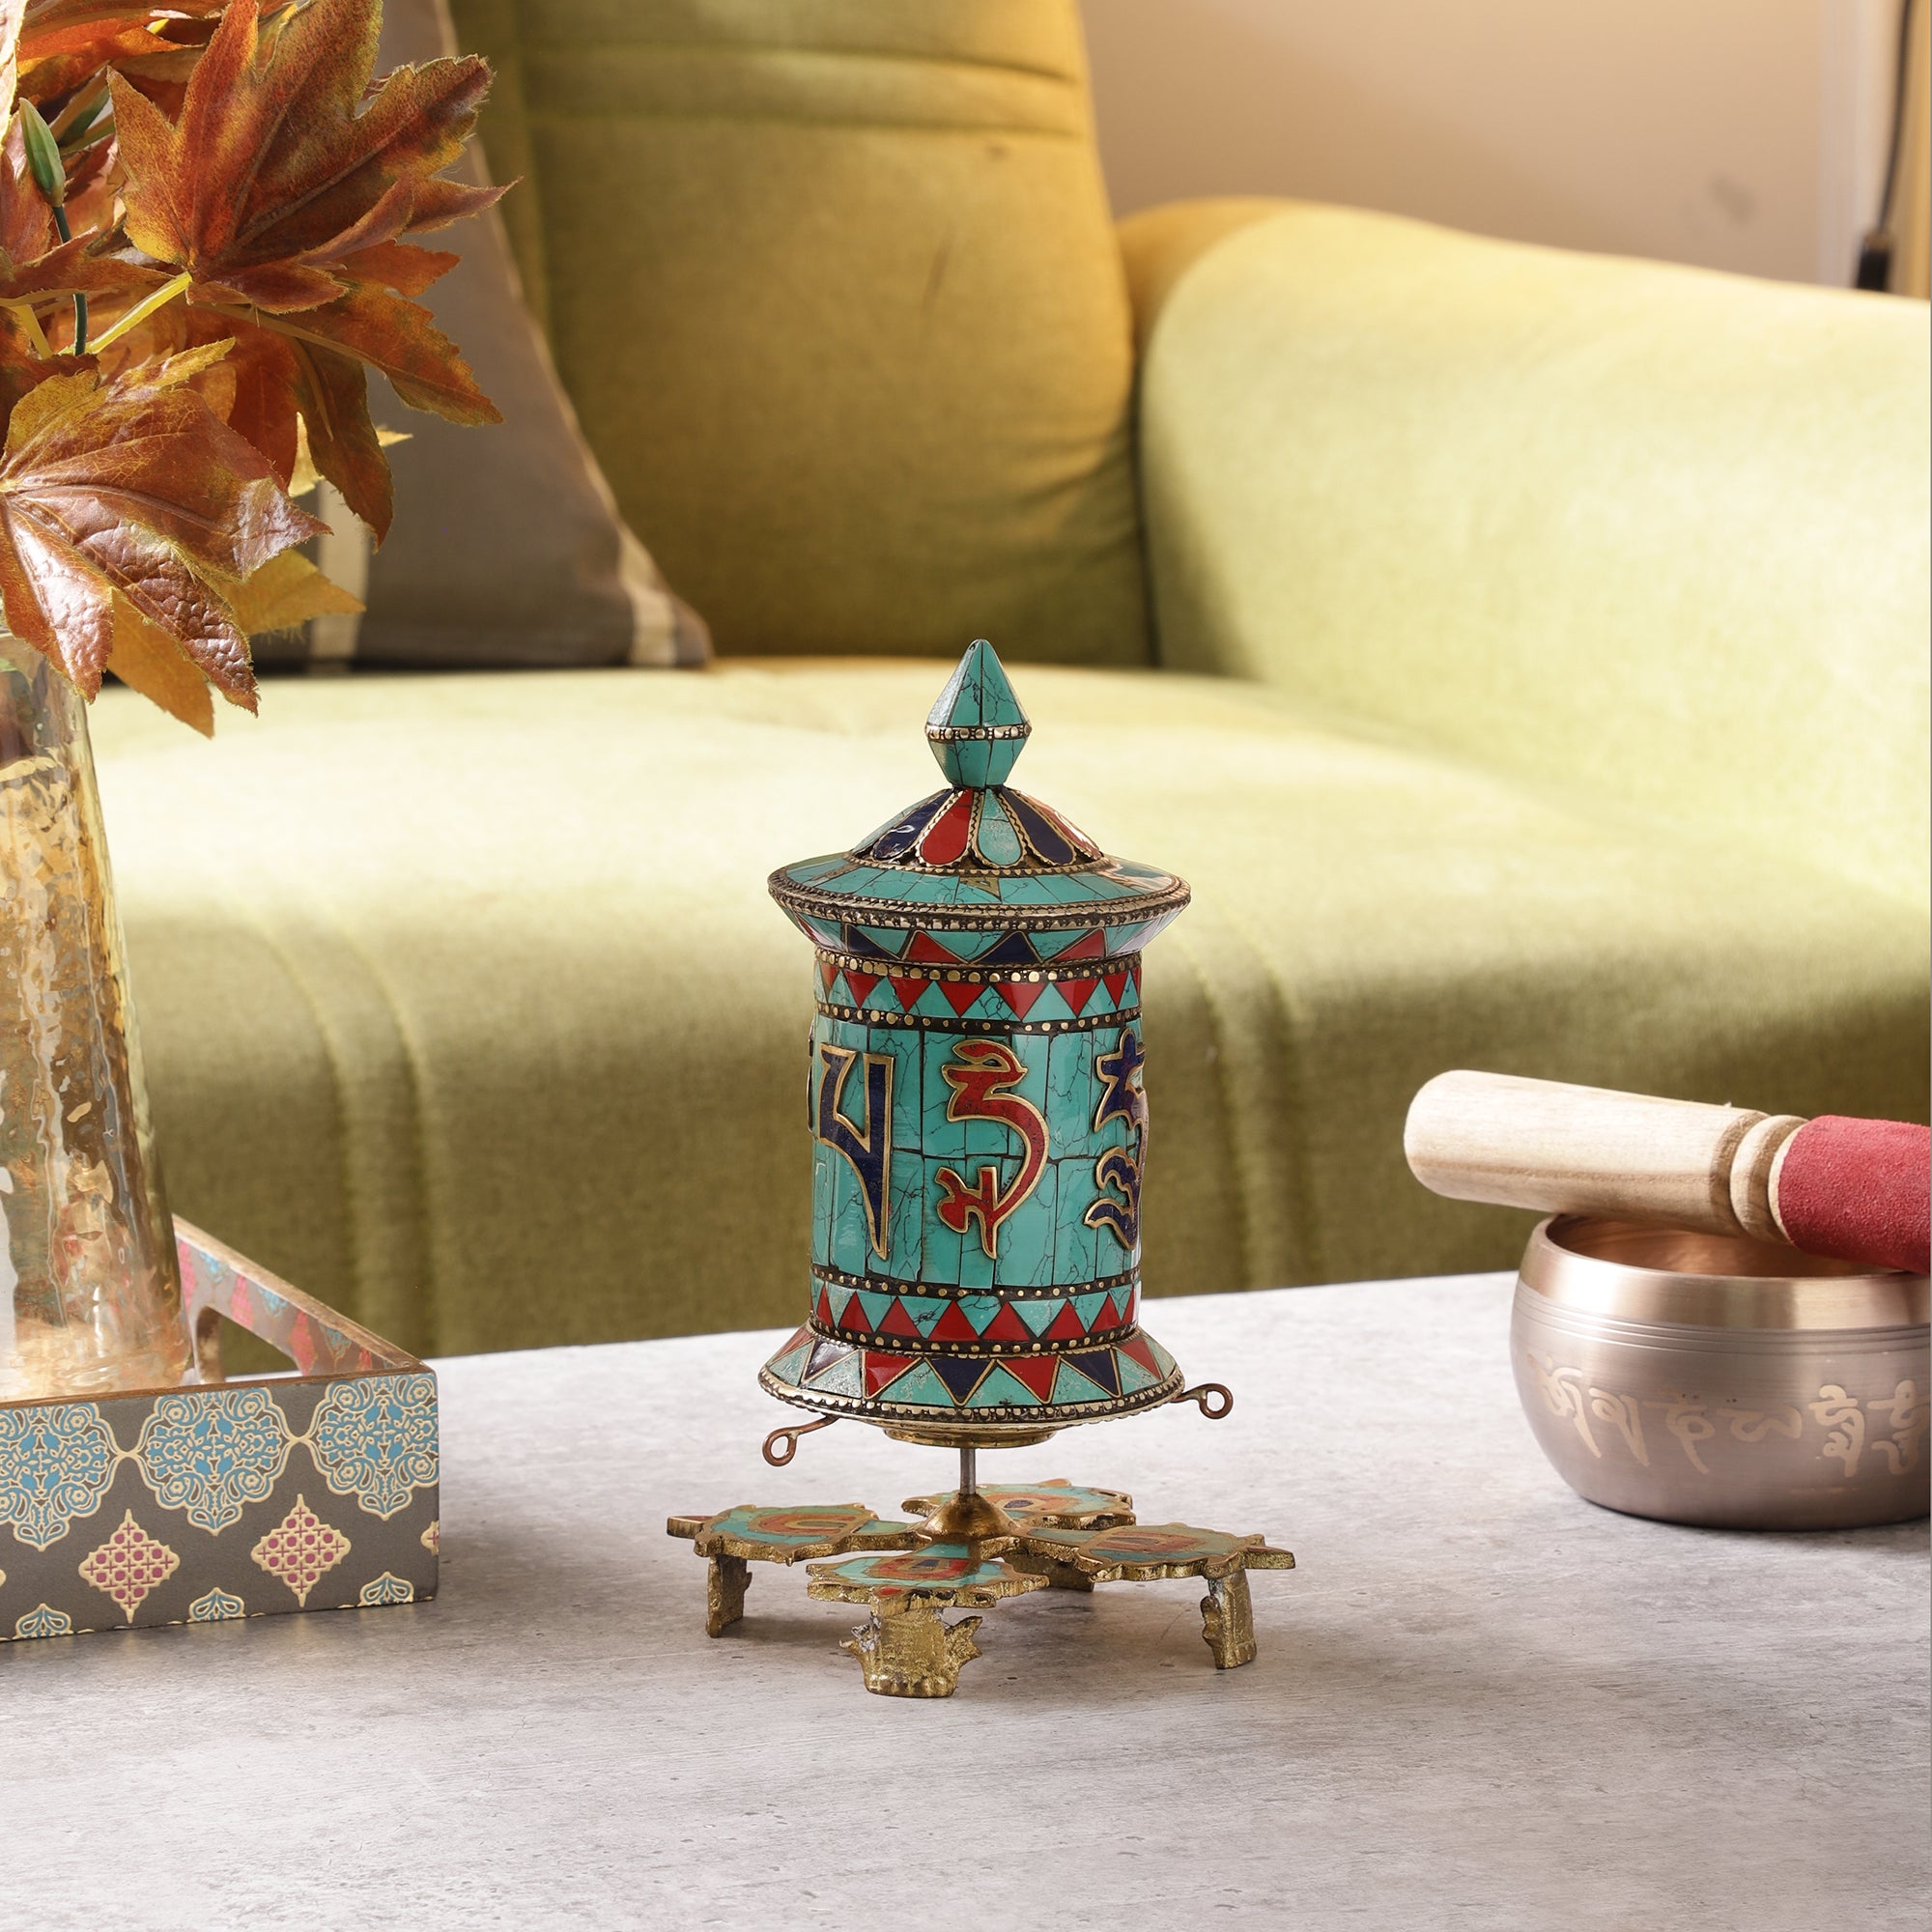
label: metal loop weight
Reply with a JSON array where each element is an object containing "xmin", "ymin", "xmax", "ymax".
[
  {"xmin": 1170, "ymin": 1382, "xmax": 1235, "ymax": 1420},
  {"xmin": 762, "ymin": 1415, "xmax": 838, "ymax": 1465}
]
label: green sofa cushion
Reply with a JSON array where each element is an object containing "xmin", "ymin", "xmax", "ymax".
[
  {"xmin": 445, "ymin": 0, "xmax": 1148, "ymax": 668},
  {"xmin": 92, "ymin": 663, "xmax": 1925, "ymax": 1355},
  {"xmin": 1123, "ymin": 201, "xmax": 1932, "ymax": 908}
]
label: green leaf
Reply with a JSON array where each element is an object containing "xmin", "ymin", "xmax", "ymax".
[
  {"xmin": 16, "ymin": 99, "xmax": 64, "ymax": 209},
  {"xmin": 56, "ymin": 97, "xmax": 107, "ymax": 153}
]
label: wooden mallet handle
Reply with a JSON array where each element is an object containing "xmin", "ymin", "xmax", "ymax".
[{"xmin": 1404, "ymin": 1070, "xmax": 1929, "ymax": 1274}]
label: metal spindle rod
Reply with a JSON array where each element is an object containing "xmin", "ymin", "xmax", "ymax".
[{"xmin": 958, "ymin": 1444, "xmax": 978, "ymax": 1499}]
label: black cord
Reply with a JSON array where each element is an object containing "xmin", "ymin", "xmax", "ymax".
[
  {"xmin": 1856, "ymin": 0, "xmax": 1920, "ymax": 288},
  {"xmin": 1878, "ymin": 0, "xmax": 1918, "ymax": 230}
]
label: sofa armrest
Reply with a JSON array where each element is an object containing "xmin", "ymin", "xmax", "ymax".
[{"xmin": 1122, "ymin": 199, "xmax": 1931, "ymax": 905}]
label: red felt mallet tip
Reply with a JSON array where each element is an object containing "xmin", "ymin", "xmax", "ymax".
[{"xmin": 1774, "ymin": 1116, "xmax": 1931, "ymax": 1277}]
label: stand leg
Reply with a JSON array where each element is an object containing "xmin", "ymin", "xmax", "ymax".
[
  {"xmin": 706, "ymin": 1554, "xmax": 751, "ymax": 1636},
  {"xmin": 1200, "ymin": 1570, "xmax": 1257, "ymax": 1669},
  {"xmin": 839, "ymin": 1598, "xmax": 983, "ymax": 1697}
]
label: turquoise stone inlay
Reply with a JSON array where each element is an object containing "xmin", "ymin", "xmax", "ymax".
[
  {"xmin": 993, "ymin": 1162, "xmax": 1057, "ymax": 1288},
  {"xmin": 927, "ymin": 639, "xmax": 1030, "ymax": 788},
  {"xmin": 694, "ymin": 1506, "xmax": 917, "ymax": 1556},
  {"xmin": 806, "ymin": 1351, "xmax": 865, "ymax": 1398},
  {"xmin": 1054, "ymin": 1359, "xmax": 1112, "ymax": 1406},
  {"xmin": 974, "ymin": 790, "xmax": 1024, "ymax": 866},
  {"xmin": 967, "ymin": 1366, "xmax": 1041, "ymax": 1407},
  {"xmin": 1072, "ymin": 1290, "xmax": 1113, "ymax": 1332},
  {"xmin": 879, "ymin": 1360, "xmax": 953, "ymax": 1407},
  {"xmin": 1051, "ymin": 1165, "xmax": 1101, "ymax": 1283},
  {"xmin": 767, "ymin": 1339, "xmax": 810, "ymax": 1384},
  {"xmin": 811, "ymin": 1543, "xmax": 1014, "ymax": 1591}
]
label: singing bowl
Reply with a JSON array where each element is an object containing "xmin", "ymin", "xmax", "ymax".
[{"xmin": 1513, "ymin": 1217, "xmax": 1930, "ymax": 1530}]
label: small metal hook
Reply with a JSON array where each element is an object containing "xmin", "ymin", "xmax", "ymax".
[
  {"xmin": 1170, "ymin": 1382, "xmax": 1235, "ymax": 1421},
  {"xmin": 762, "ymin": 1415, "xmax": 838, "ymax": 1465}
]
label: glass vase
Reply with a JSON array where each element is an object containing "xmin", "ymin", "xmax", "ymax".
[{"xmin": 0, "ymin": 636, "xmax": 192, "ymax": 1399}]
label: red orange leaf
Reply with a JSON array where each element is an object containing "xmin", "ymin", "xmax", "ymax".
[
  {"xmin": 0, "ymin": 364, "xmax": 321, "ymax": 703},
  {"xmin": 0, "ymin": 1, "xmax": 505, "ymax": 719},
  {"xmin": 0, "ymin": 2, "xmax": 23, "ymax": 121},
  {"xmin": 285, "ymin": 331, "xmax": 386, "ymax": 531},
  {"xmin": 105, "ymin": 0, "xmax": 502, "ymax": 535},
  {"xmin": 109, "ymin": 0, "xmax": 498, "ymax": 283},
  {"xmin": 20, "ymin": 3, "xmax": 225, "ymax": 66},
  {"xmin": 0, "ymin": 232, "xmax": 166, "ymax": 306},
  {"xmin": 224, "ymin": 546, "xmax": 360, "ymax": 634},
  {"xmin": 272, "ymin": 282, "xmax": 494, "ymax": 423},
  {"xmin": 332, "ymin": 239, "xmax": 456, "ymax": 298},
  {"xmin": 105, "ymin": 591, "xmax": 213, "ymax": 733}
]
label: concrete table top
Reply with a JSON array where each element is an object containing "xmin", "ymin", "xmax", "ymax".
[{"xmin": 4, "ymin": 1275, "xmax": 1925, "ymax": 1930}]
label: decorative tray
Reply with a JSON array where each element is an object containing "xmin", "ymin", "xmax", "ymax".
[{"xmin": 0, "ymin": 1221, "xmax": 438, "ymax": 1643}]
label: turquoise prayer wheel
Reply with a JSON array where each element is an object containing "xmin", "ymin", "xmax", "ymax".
[{"xmin": 763, "ymin": 641, "xmax": 1192, "ymax": 1444}]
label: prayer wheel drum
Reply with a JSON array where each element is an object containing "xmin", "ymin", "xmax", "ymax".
[{"xmin": 762, "ymin": 641, "xmax": 1191, "ymax": 1445}]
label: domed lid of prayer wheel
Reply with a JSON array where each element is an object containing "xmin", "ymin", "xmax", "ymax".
[{"xmin": 767, "ymin": 639, "xmax": 1191, "ymax": 970}]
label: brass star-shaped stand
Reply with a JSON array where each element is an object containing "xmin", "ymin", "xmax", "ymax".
[{"xmin": 668, "ymin": 1470, "xmax": 1293, "ymax": 1698}]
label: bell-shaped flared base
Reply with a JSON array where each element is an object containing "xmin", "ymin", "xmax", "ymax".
[{"xmin": 759, "ymin": 1321, "xmax": 1184, "ymax": 1445}]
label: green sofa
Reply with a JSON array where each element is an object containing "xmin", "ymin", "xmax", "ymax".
[{"xmin": 90, "ymin": 2, "xmax": 1929, "ymax": 1357}]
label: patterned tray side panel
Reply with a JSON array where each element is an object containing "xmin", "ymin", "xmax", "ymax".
[{"xmin": 0, "ymin": 1228, "xmax": 439, "ymax": 1643}]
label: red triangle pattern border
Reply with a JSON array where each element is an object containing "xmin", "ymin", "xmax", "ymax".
[{"xmin": 816, "ymin": 1289, "xmax": 1139, "ymax": 1350}]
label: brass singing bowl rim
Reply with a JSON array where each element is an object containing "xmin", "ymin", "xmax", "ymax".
[{"xmin": 1522, "ymin": 1216, "xmax": 1930, "ymax": 1331}]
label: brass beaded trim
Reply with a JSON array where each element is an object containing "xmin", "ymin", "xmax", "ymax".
[
  {"xmin": 810, "ymin": 1263, "xmax": 1140, "ymax": 1304},
  {"xmin": 815, "ymin": 949, "xmax": 1142, "ymax": 985},
  {"xmin": 813, "ymin": 1001, "xmax": 1139, "ymax": 1034}
]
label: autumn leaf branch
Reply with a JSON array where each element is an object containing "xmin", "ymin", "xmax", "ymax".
[{"xmin": 0, "ymin": 0, "xmax": 504, "ymax": 729}]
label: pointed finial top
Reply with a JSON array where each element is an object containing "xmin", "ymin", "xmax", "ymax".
[{"xmin": 925, "ymin": 639, "xmax": 1030, "ymax": 788}]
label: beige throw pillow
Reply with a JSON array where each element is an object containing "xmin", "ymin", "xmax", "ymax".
[{"xmin": 255, "ymin": 0, "xmax": 709, "ymax": 672}]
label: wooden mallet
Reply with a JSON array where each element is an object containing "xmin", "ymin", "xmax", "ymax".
[{"xmin": 1405, "ymin": 1070, "xmax": 1930, "ymax": 1276}]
